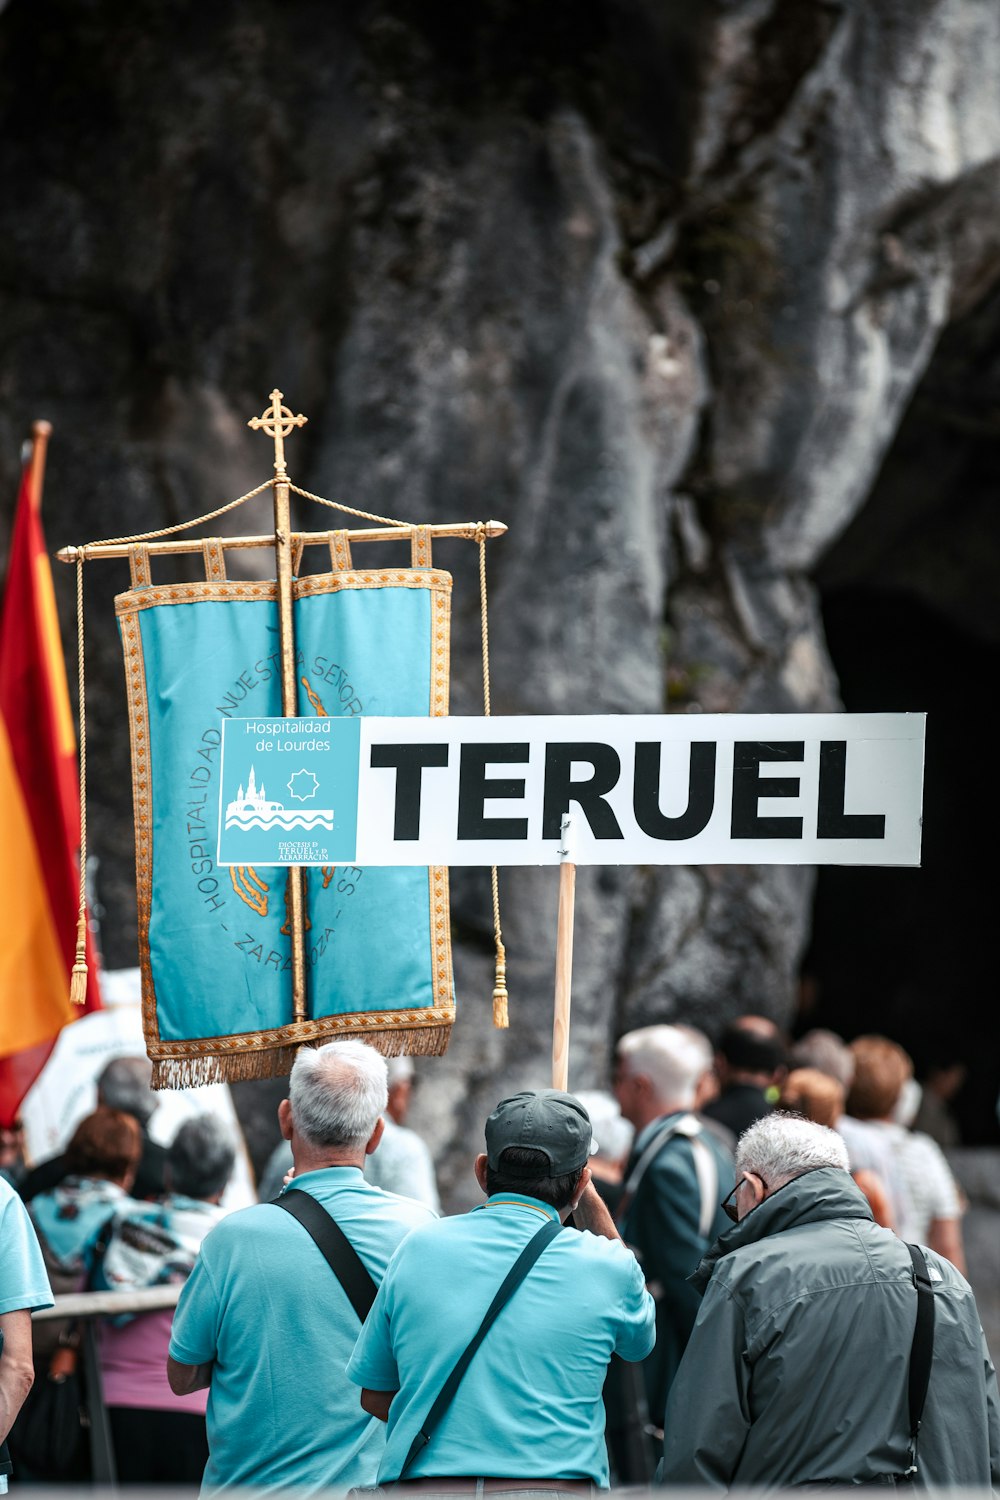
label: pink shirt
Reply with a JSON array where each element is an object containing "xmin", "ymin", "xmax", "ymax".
[{"xmin": 100, "ymin": 1308, "xmax": 208, "ymax": 1414}]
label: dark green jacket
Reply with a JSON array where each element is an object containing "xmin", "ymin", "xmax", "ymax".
[
  {"xmin": 619, "ymin": 1113, "xmax": 733, "ymax": 1425},
  {"xmin": 660, "ymin": 1167, "xmax": 1000, "ymax": 1489}
]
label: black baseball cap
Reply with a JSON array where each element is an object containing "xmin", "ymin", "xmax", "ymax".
[{"xmin": 485, "ymin": 1089, "xmax": 594, "ymax": 1175}]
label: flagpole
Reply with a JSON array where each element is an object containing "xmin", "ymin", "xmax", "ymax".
[
  {"xmin": 28, "ymin": 420, "xmax": 52, "ymax": 510},
  {"xmin": 552, "ymin": 813, "xmax": 576, "ymax": 1090},
  {"xmin": 248, "ymin": 391, "xmax": 309, "ymax": 1024}
]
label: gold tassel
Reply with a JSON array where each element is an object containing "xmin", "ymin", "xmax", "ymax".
[
  {"xmin": 479, "ymin": 532, "xmax": 510, "ymax": 1032},
  {"xmin": 69, "ymin": 916, "xmax": 88, "ymax": 1006},
  {"xmin": 492, "ymin": 940, "xmax": 509, "ymax": 1029}
]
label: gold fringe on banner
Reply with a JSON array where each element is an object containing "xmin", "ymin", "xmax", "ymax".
[
  {"xmin": 151, "ymin": 1050, "xmax": 304, "ymax": 1090},
  {"xmin": 150, "ymin": 1026, "xmax": 455, "ymax": 1089}
]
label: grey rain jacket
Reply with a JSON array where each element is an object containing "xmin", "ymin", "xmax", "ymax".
[{"xmin": 660, "ymin": 1166, "xmax": 1000, "ymax": 1490}]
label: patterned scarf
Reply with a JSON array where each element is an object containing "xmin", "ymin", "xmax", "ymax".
[{"xmin": 29, "ymin": 1176, "xmax": 133, "ymax": 1277}]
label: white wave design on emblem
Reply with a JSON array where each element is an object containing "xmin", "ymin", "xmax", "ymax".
[
  {"xmin": 225, "ymin": 810, "xmax": 334, "ymax": 831},
  {"xmin": 224, "ymin": 765, "xmax": 333, "ymax": 833}
]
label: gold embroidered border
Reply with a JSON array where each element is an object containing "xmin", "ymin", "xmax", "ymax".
[
  {"xmin": 411, "ymin": 525, "xmax": 432, "ymax": 569},
  {"xmin": 129, "ymin": 545, "xmax": 152, "ymax": 590},
  {"xmin": 429, "ymin": 865, "xmax": 454, "ymax": 1012},
  {"xmin": 430, "ymin": 579, "xmax": 451, "ymax": 719},
  {"xmin": 202, "ymin": 538, "xmax": 227, "ymax": 581},
  {"xmin": 330, "ymin": 531, "xmax": 353, "ymax": 571},
  {"xmin": 115, "ymin": 570, "xmax": 453, "ymax": 616},
  {"xmin": 295, "ymin": 569, "xmax": 452, "ymax": 598},
  {"xmin": 428, "ymin": 578, "xmax": 453, "ymax": 1009},
  {"xmin": 115, "ymin": 580, "xmax": 278, "ymax": 615},
  {"xmin": 118, "ymin": 606, "xmax": 160, "ymax": 1049},
  {"xmin": 145, "ymin": 1004, "xmax": 456, "ymax": 1058}
]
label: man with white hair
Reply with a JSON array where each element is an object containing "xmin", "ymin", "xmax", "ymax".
[
  {"xmin": 612, "ymin": 1025, "xmax": 733, "ymax": 1435},
  {"xmin": 255, "ymin": 1055, "xmax": 440, "ymax": 1211},
  {"xmin": 660, "ymin": 1113, "xmax": 1000, "ymax": 1489},
  {"xmin": 167, "ymin": 1041, "xmax": 435, "ymax": 1494}
]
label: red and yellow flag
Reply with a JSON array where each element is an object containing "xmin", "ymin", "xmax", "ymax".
[{"xmin": 0, "ymin": 431, "xmax": 101, "ymax": 1126}]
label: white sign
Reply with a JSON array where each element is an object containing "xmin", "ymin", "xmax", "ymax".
[{"xmin": 236, "ymin": 712, "xmax": 922, "ymax": 867}]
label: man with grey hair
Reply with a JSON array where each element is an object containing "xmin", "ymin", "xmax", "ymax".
[
  {"xmin": 167, "ymin": 1040, "xmax": 435, "ymax": 1494},
  {"xmin": 612, "ymin": 1025, "xmax": 733, "ymax": 1445},
  {"xmin": 660, "ymin": 1113, "xmax": 1000, "ymax": 1489},
  {"xmin": 256, "ymin": 1054, "xmax": 441, "ymax": 1210}
]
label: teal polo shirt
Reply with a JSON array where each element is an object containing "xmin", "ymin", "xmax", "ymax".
[
  {"xmin": 168, "ymin": 1166, "xmax": 435, "ymax": 1495},
  {"xmin": 346, "ymin": 1193, "xmax": 655, "ymax": 1486},
  {"xmin": 0, "ymin": 1176, "xmax": 52, "ymax": 1314}
]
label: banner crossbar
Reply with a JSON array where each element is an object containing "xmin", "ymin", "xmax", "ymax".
[{"xmin": 56, "ymin": 519, "xmax": 507, "ymax": 565}]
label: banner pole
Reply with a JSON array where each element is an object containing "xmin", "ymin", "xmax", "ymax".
[
  {"xmin": 249, "ymin": 391, "xmax": 309, "ymax": 1023},
  {"xmin": 552, "ymin": 813, "xmax": 576, "ymax": 1090},
  {"xmin": 28, "ymin": 420, "xmax": 52, "ymax": 510}
]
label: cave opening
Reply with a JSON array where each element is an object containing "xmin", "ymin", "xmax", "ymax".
[
  {"xmin": 802, "ymin": 286, "xmax": 1000, "ymax": 1146},
  {"xmin": 800, "ymin": 590, "xmax": 1000, "ymax": 1144}
]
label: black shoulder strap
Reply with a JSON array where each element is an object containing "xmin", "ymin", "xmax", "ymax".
[
  {"xmin": 398, "ymin": 1216, "xmax": 562, "ymax": 1480},
  {"xmin": 273, "ymin": 1189, "xmax": 378, "ymax": 1323},
  {"xmin": 85, "ymin": 1210, "xmax": 118, "ymax": 1291},
  {"xmin": 904, "ymin": 1243, "xmax": 936, "ymax": 1477}
]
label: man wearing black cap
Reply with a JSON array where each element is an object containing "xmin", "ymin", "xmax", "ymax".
[{"xmin": 346, "ymin": 1089, "xmax": 655, "ymax": 1493}]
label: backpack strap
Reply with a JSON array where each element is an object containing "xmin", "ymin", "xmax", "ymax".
[
  {"xmin": 688, "ymin": 1130, "xmax": 720, "ymax": 1240},
  {"xmin": 903, "ymin": 1243, "xmax": 936, "ymax": 1478},
  {"xmin": 617, "ymin": 1114, "xmax": 717, "ymax": 1235},
  {"xmin": 397, "ymin": 1217, "xmax": 562, "ymax": 1480},
  {"xmin": 273, "ymin": 1189, "xmax": 378, "ymax": 1323}
]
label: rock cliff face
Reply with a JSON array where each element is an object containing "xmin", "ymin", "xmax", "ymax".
[{"xmin": 2, "ymin": 1, "xmax": 999, "ymax": 1194}]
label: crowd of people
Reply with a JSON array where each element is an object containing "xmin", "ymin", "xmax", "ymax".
[
  {"xmin": 0, "ymin": 1059, "xmax": 239, "ymax": 1485},
  {"xmin": 0, "ymin": 1021, "xmax": 995, "ymax": 1495}
]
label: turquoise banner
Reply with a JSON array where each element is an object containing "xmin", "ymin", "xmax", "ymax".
[{"xmin": 116, "ymin": 561, "xmax": 454, "ymax": 1085}]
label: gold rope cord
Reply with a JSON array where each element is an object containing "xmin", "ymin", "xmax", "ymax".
[
  {"xmin": 72, "ymin": 478, "xmax": 276, "ymax": 556},
  {"xmin": 478, "ymin": 526, "xmax": 508, "ymax": 1029},
  {"xmin": 288, "ymin": 483, "xmax": 410, "ymax": 530}
]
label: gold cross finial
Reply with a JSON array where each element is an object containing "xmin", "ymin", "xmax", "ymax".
[{"xmin": 248, "ymin": 388, "xmax": 307, "ymax": 478}]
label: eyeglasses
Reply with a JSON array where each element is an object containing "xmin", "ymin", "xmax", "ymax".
[{"xmin": 721, "ymin": 1171, "xmax": 768, "ymax": 1223}]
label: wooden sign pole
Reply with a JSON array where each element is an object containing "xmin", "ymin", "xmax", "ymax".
[
  {"xmin": 248, "ymin": 390, "xmax": 309, "ymax": 1023},
  {"xmin": 551, "ymin": 813, "xmax": 576, "ymax": 1090}
]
